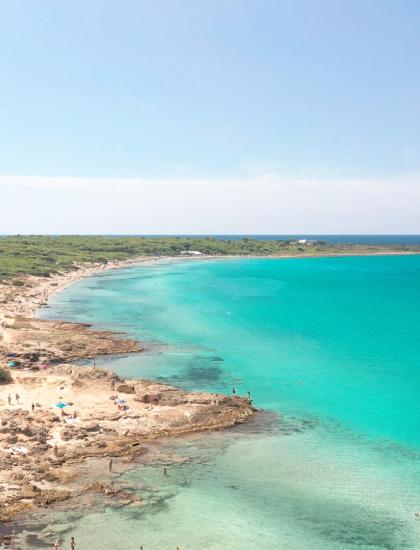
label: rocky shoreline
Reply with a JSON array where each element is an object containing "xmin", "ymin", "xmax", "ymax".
[
  {"xmin": 0, "ymin": 366, "xmax": 255, "ymax": 527},
  {"xmin": 0, "ymin": 261, "xmax": 256, "ymax": 535},
  {"xmin": 0, "ymin": 258, "xmax": 153, "ymax": 367}
]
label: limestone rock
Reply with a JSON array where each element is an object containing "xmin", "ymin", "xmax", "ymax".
[{"xmin": 116, "ymin": 383, "xmax": 135, "ymax": 394}]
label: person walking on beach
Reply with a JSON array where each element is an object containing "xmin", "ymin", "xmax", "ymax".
[
  {"xmin": 109, "ymin": 458, "xmax": 113, "ymax": 472},
  {"xmin": 70, "ymin": 536, "xmax": 76, "ymax": 549}
]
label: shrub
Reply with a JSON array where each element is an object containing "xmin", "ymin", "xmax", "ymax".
[{"xmin": 0, "ymin": 367, "xmax": 11, "ymax": 382}]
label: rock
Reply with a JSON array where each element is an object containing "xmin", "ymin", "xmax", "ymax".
[
  {"xmin": 21, "ymin": 424, "xmax": 34, "ymax": 437},
  {"xmin": 116, "ymin": 383, "xmax": 135, "ymax": 394},
  {"xmin": 84, "ymin": 422, "xmax": 100, "ymax": 432},
  {"xmin": 158, "ymin": 391, "xmax": 187, "ymax": 406},
  {"xmin": 60, "ymin": 426, "xmax": 75, "ymax": 440},
  {"xmin": 135, "ymin": 392, "xmax": 161, "ymax": 404}
]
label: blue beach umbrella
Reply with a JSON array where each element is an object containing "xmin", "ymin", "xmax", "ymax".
[{"xmin": 55, "ymin": 402, "xmax": 68, "ymax": 409}]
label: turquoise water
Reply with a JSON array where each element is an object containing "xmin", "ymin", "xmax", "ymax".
[{"xmin": 35, "ymin": 256, "xmax": 420, "ymax": 549}]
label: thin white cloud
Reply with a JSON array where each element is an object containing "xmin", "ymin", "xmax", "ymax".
[{"xmin": 0, "ymin": 173, "xmax": 419, "ymax": 234}]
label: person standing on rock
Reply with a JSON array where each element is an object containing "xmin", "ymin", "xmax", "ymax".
[
  {"xmin": 232, "ymin": 387, "xmax": 236, "ymax": 396},
  {"xmin": 109, "ymin": 458, "xmax": 113, "ymax": 472},
  {"xmin": 70, "ymin": 536, "xmax": 76, "ymax": 549},
  {"xmin": 15, "ymin": 393, "xmax": 20, "ymax": 404}
]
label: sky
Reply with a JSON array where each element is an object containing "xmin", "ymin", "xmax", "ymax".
[{"xmin": 0, "ymin": 0, "xmax": 419, "ymax": 234}]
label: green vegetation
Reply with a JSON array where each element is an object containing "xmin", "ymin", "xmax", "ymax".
[
  {"xmin": 0, "ymin": 235, "xmax": 418, "ymax": 279},
  {"xmin": 0, "ymin": 367, "xmax": 11, "ymax": 382}
]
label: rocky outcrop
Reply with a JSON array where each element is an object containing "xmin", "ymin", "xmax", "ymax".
[
  {"xmin": 0, "ymin": 317, "xmax": 143, "ymax": 367},
  {"xmin": 0, "ymin": 368, "xmax": 256, "ymax": 524}
]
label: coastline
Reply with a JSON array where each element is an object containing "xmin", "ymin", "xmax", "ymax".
[
  {"xmin": 1, "ymin": 250, "xmax": 419, "ymax": 537},
  {"xmin": 0, "ymin": 256, "xmax": 256, "ymax": 533},
  {"xmin": 3, "ymin": 249, "xmax": 416, "ymax": 364}
]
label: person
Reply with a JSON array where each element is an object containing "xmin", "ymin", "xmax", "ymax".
[
  {"xmin": 163, "ymin": 467, "xmax": 167, "ymax": 476},
  {"xmin": 31, "ymin": 402, "xmax": 35, "ymax": 412},
  {"xmin": 232, "ymin": 387, "xmax": 236, "ymax": 396},
  {"xmin": 70, "ymin": 536, "xmax": 76, "ymax": 549},
  {"xmin": 247, "ymin": 390, "xmax": 251, "ymax": 400},
  {"xmin": 110, "ymin": 379, "xmax": 115, "ymax": 391},
  {"xmin": 109, "ymin": 458, "xmax": 113, "ymax": 472},
  {"xmin": 15, "ymin": 393, "xmax": 20, "ymax": 404},
  {"xmin": 53, "ymin": 540, "xmax": 60, "ymax": 549},
  {"xmin": 7, "ymin": 393, "xmax": 11, "ymax": 405}
]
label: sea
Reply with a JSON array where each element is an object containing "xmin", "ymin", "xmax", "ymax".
[{"xmin": 30, "ymin": 253, "xmax": 420, "ymax": 549}]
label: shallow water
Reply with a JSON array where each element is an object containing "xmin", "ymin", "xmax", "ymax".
[{"xmin": 32, "ymin": 256, "xmax": 420, "ymax": 549}]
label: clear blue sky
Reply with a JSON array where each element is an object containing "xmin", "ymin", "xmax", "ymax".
[{"xmin": 0, "ymin": 1, "xmax": 419, "ymax": 233}]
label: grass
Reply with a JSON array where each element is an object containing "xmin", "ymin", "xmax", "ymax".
[{"xmin": 0, "ymin": 235, "xmax": 418, "ymax": 279}]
